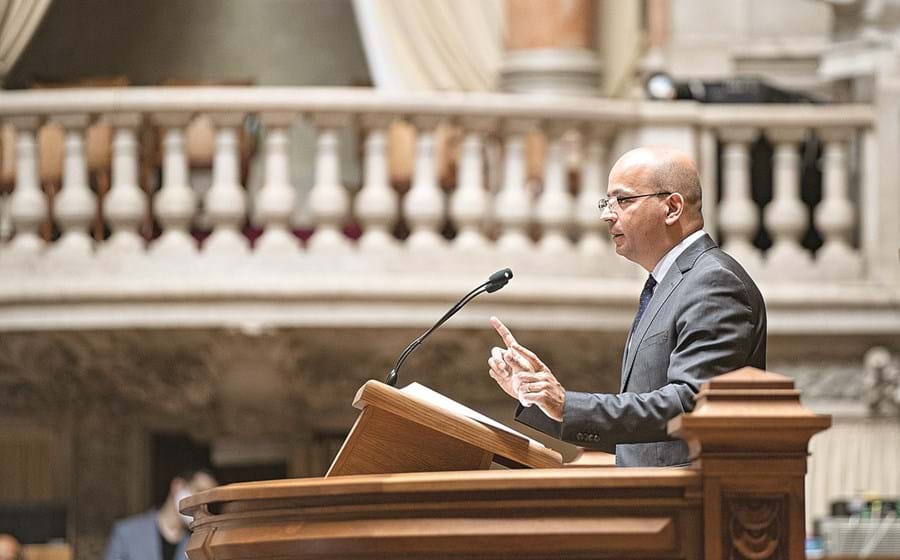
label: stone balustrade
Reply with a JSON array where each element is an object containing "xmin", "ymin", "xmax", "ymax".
[{"xmin": 0, "ymin": 87, "xmax": 897, "ymax": 335}]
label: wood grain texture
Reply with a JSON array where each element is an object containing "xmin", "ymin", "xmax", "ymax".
[
  {"xmin": 723, "ymin": 494, "xmax": 786, "ymax": 559},
  {"xmin": 184, "ymin": 468, "xmax": 701, "ymax": 560},
  {"xmin": 327, "ymin": 407, "xmax": 493, "ymax": 476},
  {"xmin": 23, "ymin": 544, "xmax": 72, "ymax": 560},
  {"xmin": 326, "ymin": 380, "xmax": 561, "ymax": 476}
]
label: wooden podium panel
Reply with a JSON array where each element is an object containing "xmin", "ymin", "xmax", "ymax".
[
  {"xmin": 326, "ymin": 406, "xmax": 494, "ymax": 475},
  {"xmin": 326, "ymin": 380, "xmax": 562, "ymax": 476},
  {"xmin": 182, "ymin": 468, "xmax": 703, "ymax": 560}
]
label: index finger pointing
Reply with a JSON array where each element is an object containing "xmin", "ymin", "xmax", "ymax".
[{"xmin": 490, "ymin": 316, "xmax": 518, "ymax": 348}]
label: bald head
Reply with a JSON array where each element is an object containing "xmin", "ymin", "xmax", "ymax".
[
  {"xmin": 0, "ymin": 534, "xmax": 21, "ymax": 560},
  {"xmin": 610, "ymin": 146, "xmax": 703, "ymax": 225}
]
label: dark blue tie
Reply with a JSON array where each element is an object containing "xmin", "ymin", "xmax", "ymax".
[{"xmin": 630, "ymin": 274, "xmax": 657, "ymax": 337}]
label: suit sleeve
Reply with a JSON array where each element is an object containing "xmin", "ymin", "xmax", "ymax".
[{"xmin": 517, "ymin": 265, "xmax": 757, "ymax": 450}]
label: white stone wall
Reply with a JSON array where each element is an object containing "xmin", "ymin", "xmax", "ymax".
[{"xmin": 664, "ymin": 0, "xmax": 833, "ymax": 94}]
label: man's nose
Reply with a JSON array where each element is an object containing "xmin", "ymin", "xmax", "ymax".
[{"xmin": 600, "ymin": 206, "xmax": 616, "ymax": 223}]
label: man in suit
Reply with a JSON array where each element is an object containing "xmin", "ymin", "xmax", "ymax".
[
  {"xmin": 487, "ymin": 146, "xmax": 766, "ymax": 467},
  {"xmin": 104, "ymin": 468, "xmax": 217, "ymax": 560}
]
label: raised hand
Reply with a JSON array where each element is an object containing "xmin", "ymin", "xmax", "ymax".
[
  {"xmin": 487, "ymin": 316, "xmax": 565, "ymax": 422},
  {"xmin": 488, "ymin": 316, "xmax": 526, "ymax": 399},
  {"xmin": 488, "ymin": 345, "xmax": 518, "ymax": 399},
  {"xmin": 508, "ymin": 342, "xmax": 564, "ymax": 422}
]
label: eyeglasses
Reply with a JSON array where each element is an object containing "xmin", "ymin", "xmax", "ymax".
[{"xmin": 598, "ymin": 192, "xmax": 672, "ymax": 213}]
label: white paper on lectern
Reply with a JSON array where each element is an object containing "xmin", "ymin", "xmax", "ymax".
[{"xmin": 400, "ymin": 382, "xmax": 545, "ymax": 446}]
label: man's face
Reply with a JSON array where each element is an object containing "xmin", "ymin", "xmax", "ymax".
[
  {"xmin": 602, "ymin": 166, "xmax": 667, "ymax": 268},
  {"xmin": 172, "ymin": 472, "xmax": 218, "ymax": 526},
  {"xmin": 187, "ymin": 472, "xmax": 217, "ymax": 494}
]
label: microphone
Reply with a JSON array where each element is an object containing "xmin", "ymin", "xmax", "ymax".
[
  {"xmin": 384, "ymin": 268, "xmax": 513, "ymax": 387},
  {"xmin": 485, "ymin": 268, "xmax": 513, "ymax": 292}
]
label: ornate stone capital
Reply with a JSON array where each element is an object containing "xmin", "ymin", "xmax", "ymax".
[{"xmin": 864, "ymin": 346, "xmax": 900, "ymax": 416}]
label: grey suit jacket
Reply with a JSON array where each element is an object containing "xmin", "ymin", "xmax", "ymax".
[
  {"xmin": 516, "ymin": 234, "xmax": 766, "ymax": 467},
  {"xmin": 103, "ymin": 510, "xmax": 188, "ymax": 560}
]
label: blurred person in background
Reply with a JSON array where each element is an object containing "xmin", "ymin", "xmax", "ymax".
[
  {"xmin": 0, "ymin": 534, "xmax": 22, "ymax": 560},
  {"xmin": 104, "ymin": 468, "xmax": 217, "ymax": 560}
]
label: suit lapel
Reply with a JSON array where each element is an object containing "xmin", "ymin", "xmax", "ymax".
[
  {"xmin": 619, "ymin": 270, "xmax": 682, "ymax": 392},
  {"xmin": 619, "ymin": 234, "xmax": 717, "ymax": 392}
]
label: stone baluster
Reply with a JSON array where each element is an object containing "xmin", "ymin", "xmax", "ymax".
[
  {"xmin": 495, "ymin": 120, "xmax": 536, "ymax": 253},
  {"xmin": 307, "ymin": 114, "xmax": 351, "ymax": 252},
  {"xmin": 355, "ymin": 115, "xmax": 398, "ymax": 252},
  {"xmin": 536, "ymin": 125, "xmax": 575, "ymax": 254},
  {"xmin": 52, "ymin": 114, "xmax": 96, "ymax": 256},
  {"xmin": 204, "ymin": 114, "xmax": 249, "ymax": 254},
  {"xmin": 102, "ymin": 113, "xmax": 146, "ymax": 255},
  {"xmin": 4, "ymin": 117, "xmax": 46, "ymax": 255},
  {"xmin": 815, "ymin": 128, "xmax": 862, "ymax": 277},
  {"xmin": 403, "ymin": 117, "xmax": 446, "ymax": 251},
  {"xmin": 764, "ymin": 128, "xmax": 811, "ymax": 270},
  {"xmin": 717, "ymin": 127, "xmax": 762, "ymax": 270},
  {"xmin": 255, "ymin": 113, "xmax": 299, "ymax": 253},
  {"xmin": 450, "ymin": 118, "xmax": 495, "ymax": 252},
  {"xmin": 151, "ymin": 114, "xmax": 197, "ymax": 255},
  {"xmin": 0, "ymin": 188, "xmax": 9, "ymax": 242},
  {"xmin": 576, "ymin": 127, "xmax": 610, "ymax": 256}
]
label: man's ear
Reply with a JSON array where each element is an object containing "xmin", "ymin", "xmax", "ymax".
[{"xmin": 664, "ymin": 193, "xmax": 684, "ymax": 225}]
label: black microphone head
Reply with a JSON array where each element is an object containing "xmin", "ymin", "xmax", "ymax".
[{"xmin": 485, "ymin": 268, "xmax": 513, "ymax": 293}]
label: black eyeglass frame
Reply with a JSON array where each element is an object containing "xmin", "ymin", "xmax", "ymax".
[{"xmin": 597, "ymin": 191, "xmax": 672, "ymax": 212}]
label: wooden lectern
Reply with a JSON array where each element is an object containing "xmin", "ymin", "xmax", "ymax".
[
  {"xmin": 183, "ymin": 369, "xmax": 830, "ymax": 559},
  {"xmin": 326, "ymin": 380, "xmax": 562, "ymax": 476}
]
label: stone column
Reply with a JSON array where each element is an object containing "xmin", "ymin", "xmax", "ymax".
[
  {"xmin": 70, "ymin": 404, "xmax": 134, "ymax": 560},
  {"xmin": 641, "ymin": 0, "xmax": 669, "ymax": 74},
  {"xmin": 500, "ymin": 0, "xmax": 601, "ymax": 96}
]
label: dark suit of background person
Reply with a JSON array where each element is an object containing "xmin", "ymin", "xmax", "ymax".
[
  {"xmin": 104, "ymin": 511, "xmax": 189, "ymax": 560},
  {"xmin": 487, "ymin": 146, "xmax": 767, "ymax": 467}
]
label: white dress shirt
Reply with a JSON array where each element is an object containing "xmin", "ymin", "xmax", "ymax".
[{"xmin": 651, "ymin": 230, "xmax": 707, "ymax": 286}]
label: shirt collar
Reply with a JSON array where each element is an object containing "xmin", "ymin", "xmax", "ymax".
[{"xmin": 651, "ymin": 230, "xmax": 706, "ymax": 285}]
